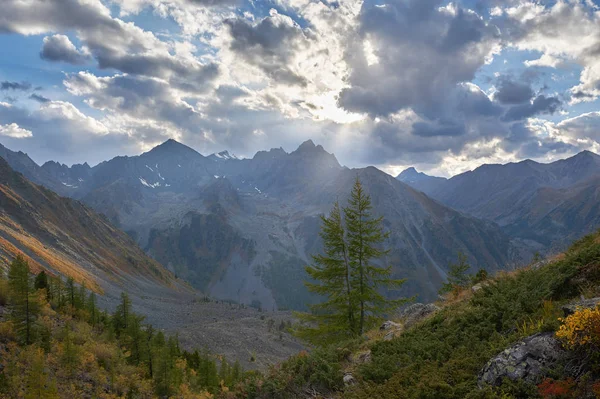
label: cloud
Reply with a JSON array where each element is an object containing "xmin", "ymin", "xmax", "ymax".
[
  {"xmin": 338, "ymin": 0, "xmax": 500, "ymax": 117},
  {"xmin": 502, "ymin": 94, "xmax": 562, "ymax": 121},
  {"xmin": 0, "ymin": 123, "xmax": 33, "ymax": 138},
  {"xmin": 40, "ymin": 34, "xmax": 88, "ymax": 64},
  {"xmin": 1, "ymin": 81, "xmax": 32, "ymax": 91},
  {"xmin": 494, "ymin": 76, "xmax": 535, "ymax": 104},
  {"xmin": 29, "ymin": 94, "xmax": 50, "ymax": 103},
  {"xmin": 224, "ymin": 10, "xmax": 313, "ymax": 86},
  {"xmin": 498, "ymin": 0, "xmax": 600, "ymax": 103},
  {"xmin": 1, "ymin": 0, "xmax": 220, "ymax": 93}
]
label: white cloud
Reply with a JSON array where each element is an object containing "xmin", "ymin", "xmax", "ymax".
[{"xmin": 0, "ymin": 123, "xmax": 33, "ymax": 138}]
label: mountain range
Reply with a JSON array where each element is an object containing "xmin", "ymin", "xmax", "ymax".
[
  {"xmin": 397, "ymin": 151, "xmax": 600, "ymax": 250},
  {"xmin": 6, "ymin": 140, "xmax": 593, "ymax": 308}
]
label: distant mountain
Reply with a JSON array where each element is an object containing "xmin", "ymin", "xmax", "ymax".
[
  {"xmin": 0, "ymin": 142, "xmax": 72, "ymax": 196},
  {"xmin": 0, "ymin": 140, "xmax": 523, "ymax": 307},
  {"xmin": 400, "ymin": 151, "xmax": 600, "ymax": 249},
  {"xmin": 208, "ymin": 150, "xmax": 240, "ymax": 162},
  {"xmin": 396, "ymin": 167, "xmax": 447, "ymax": 194},
  {"xmin": 0, "ymin": 156, "xmax": 183, "ymax": 297}
]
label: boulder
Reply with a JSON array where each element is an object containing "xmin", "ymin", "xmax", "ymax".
[
  {"xmin": 343, "ymin": 373, "xmax": 356, "ymax": 387},
  {"xmin": 471, "ymin": 281, "xmax": 490, "ymax": 293},
  {"xmin": 400, "ymin": 303, "xmax": 440, "ymax": 328},
  {"xmin": 562, "ymin": 297, "xmax": 600, "ymax": 317},
  {"xmin": 380, "ymin": 320, "xmax": 401, "ymax": 331},
  {"xmin": 478, "ymin": 333, "xmax": 567, "ymax": 387},
  {"xmin": 351, "ymin": 350, "xmax": 372, "ymax": 364}
]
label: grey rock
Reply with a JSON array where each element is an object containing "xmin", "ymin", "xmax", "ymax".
[
  {"xmin": 400, "ymin": 303, "xmax": 440, "ymax": 328},
  {"xmin": 562, "ymin": 297, "xmax": 600, "ymax": 317},
  {"xmin": 383, "ymin": 331, "xmax": 397, "ymax": 341},
  {"xmin": 380, "ymin": 320, "xmax": 401, "ymax": 331},
  {"xmin": 343, "ymin": 373, "xmax": 356, "ymax": 387},
  {"xmin": 351, "ymin": 350, "xmax": 372, "ymax": 364},
  {"xmin": 478, "ymin": 333, "xmax": 567, "ymax": 387}
]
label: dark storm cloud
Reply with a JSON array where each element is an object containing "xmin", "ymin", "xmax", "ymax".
[
  {"xmin": 412, "ymin": 120, "xmax": 466, "ymax": 138},
  {"xmin": 503, "ymin": 95, "xmax": 562, "ymax": 121},
  {"xmin": 495, "ymin": 77, "xmax": 535, "ymax": 104},
  {"xmin": 1, "ymin": 81, "xmax": 32, "ymax": 91},
  {"xmin": 224, "ymin": 14, "xmax": 311, "ymax": 86},
  {"xmin": 40, "ymin": 34, "xmax": 88, "ymax": 64}
]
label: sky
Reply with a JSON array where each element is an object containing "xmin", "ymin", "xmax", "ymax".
[{"xmin": 1, "ymin": 0, "xmax": 600, "ymax": 177}]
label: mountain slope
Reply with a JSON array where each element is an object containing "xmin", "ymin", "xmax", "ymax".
[
  {"xmin": 401, "ymin": 151, "xmax": 600, "ymax": 249},
  {"xmin": 396, "ymin": 167, "xmax": 447, "ymax": 194},
  {"xmin": 0, "ymin": 156, "xmax": 181, "ymax": 295},
  {"xmin": 1, "ymin": 140, "xmax": 523, "ymax": 307}
]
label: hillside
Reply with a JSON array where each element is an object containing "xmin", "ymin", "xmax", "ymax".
[
  {"xmin": 0, "ymin": 139, "xmax": 525, "ymax": 307},
  {"xmin": 230, "ymin": 230, "xmax": 600, "ymax": 398},
  {"xmin": 0, "ymin": 156, "xmax": 304, "ymax": 369},
  {"xmin": 0, "ymin": 156, "xmax": 179, "ymax": 295}
]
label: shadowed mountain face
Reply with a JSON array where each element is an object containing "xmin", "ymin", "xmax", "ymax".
[
  {"xmin": 397, "ymin": 167, "xmax": 447, "ymax": 194},
  {"xmin": 397, "ymin": 151, "xmax": 600, "ymax": 250},
  {"xmin": 1, "ymin": 140, "xmax": 521, "ymax": 307},
  {"xmin": 0, "ymin": 156, "xmax": 183, "ymax": 297}
]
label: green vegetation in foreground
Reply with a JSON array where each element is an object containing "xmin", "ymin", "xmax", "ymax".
[
  {"xmin": 0, "ymin": 255, "xmax": 243, "ymax": 399},
  {"xmin": 295, "ymin": 178, "xmax": 409, "ymax": 346},
  {"xmin": 229, "ymin": 231, "xmax": 600, "ymax": 399}
]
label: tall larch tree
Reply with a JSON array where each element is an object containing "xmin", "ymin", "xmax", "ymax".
[
  {"xmin": 344, "ymin": 177, "xmax": 408, "ymax": 334},
  {"xmin": 8, "ymin": 255, "xmax": 39, "ymax": 345},
  {"xmin": 295, "ymin": 201, "xmax": 358, "ymax": 345}
]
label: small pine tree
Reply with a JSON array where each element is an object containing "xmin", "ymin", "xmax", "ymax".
[
  {"xmin": 61, "ymin": 323, "xmax": 80, "ymax": 377},
  {"xmin": 87, "ymin": 291, "xmax": 98, "ymax": 327},
  {"xmin": 25, "ymin": 348, "xmax": 59, "ymax": 399},
  {"xmin": 439, "ymin": 252, "xmax": 472, "ymax": 295},
  {"xmin": 8, "ymin": 255, "xmax": 39, "ymax": 345},
  {"xmin": 34, "ymin": 271, "xmax": 48, "ymax": 291},
  {"xmin": 113, "ymin": 292, "xmax": 132, "ymax": 337}
]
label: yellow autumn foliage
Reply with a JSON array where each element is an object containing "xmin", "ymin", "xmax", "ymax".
[{"xmin": 556, "ymin": 306, "xmax": 600, "ymax": 350}]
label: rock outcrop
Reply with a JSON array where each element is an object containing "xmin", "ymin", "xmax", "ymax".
[
  {"xmin": 562, "ymin": 297, "xmax": 600, "ymax": 316},
  {"xmin": 478, "ymin": 333, "xmax": 567, "ymax": 387},
  {"xmin": 400, "ymin": 303, "xmax": 440, "ymax": 328}
]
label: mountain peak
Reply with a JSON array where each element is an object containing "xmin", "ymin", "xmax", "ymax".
[
  {"xmin": 397, "ymin": 167, "xmax": 418, "ymax": 179},
  {"xmin": 292, "ymin": 139, "xmax": 329, "ymax": 156},
  {"xmin": 146, "ymin": 139, "xmax": 201, "ymax": 158},
  {"xmin": 209, "ymin": 150, "xmax": 239, "ymax": 161}
]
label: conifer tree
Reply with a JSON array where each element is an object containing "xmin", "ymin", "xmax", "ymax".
[
  {"xmin": 25, "ymin": 348, "xmax": 59, "ymax": 399},
  {"xmin": 296, "ymin": 202, "xmax": 358, "ymax": 344},
  {"xmin": 34, "ymin": 271, "xmax": 48, "ymax": 291},
  {"xmin": 439, "ymin": 252, "xmax": 472, "ymax": 295},
  {"xmin": 344, "ymin": 177, "xmax": 407, "ymax": 334},
  {"xmin": 87, "ymin": 291, "xmax": 98, "ymax": 327},
  {"xmin": 113, "ymin": 292, "xmax": 132, "ymax": 336},
  {"xmin": 297, "ymin": 177, "xmax": 408, "ymax": 344},
  {"xmin": 60, "ymin": 323, "xmax": 79, "ymax": 377},
  {"xmin": 8, "ymin": 255, "xmax": 39, "ymax": 345}
]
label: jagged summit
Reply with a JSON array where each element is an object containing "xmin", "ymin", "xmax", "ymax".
[{"xmin": 208, "ymin": 150, "xmax": 240, "ymax": 161}]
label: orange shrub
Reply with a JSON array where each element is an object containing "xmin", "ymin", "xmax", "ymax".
[
  {"xmin": 556, "ymin": 306, "xmax": 600, "ymax": 350},
  {"xmin": 537, "ymin": 378, "xmax": 575, "ymax": 398}
]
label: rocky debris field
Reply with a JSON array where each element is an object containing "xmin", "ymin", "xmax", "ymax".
[{"xmin": 97, "ymin": 289, "xmax": 304, "ymax": 370}]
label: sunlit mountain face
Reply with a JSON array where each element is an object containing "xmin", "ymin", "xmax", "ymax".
[{"xmin": 0, "ymin": 0, "xmax": 600, "ymax": 177}]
